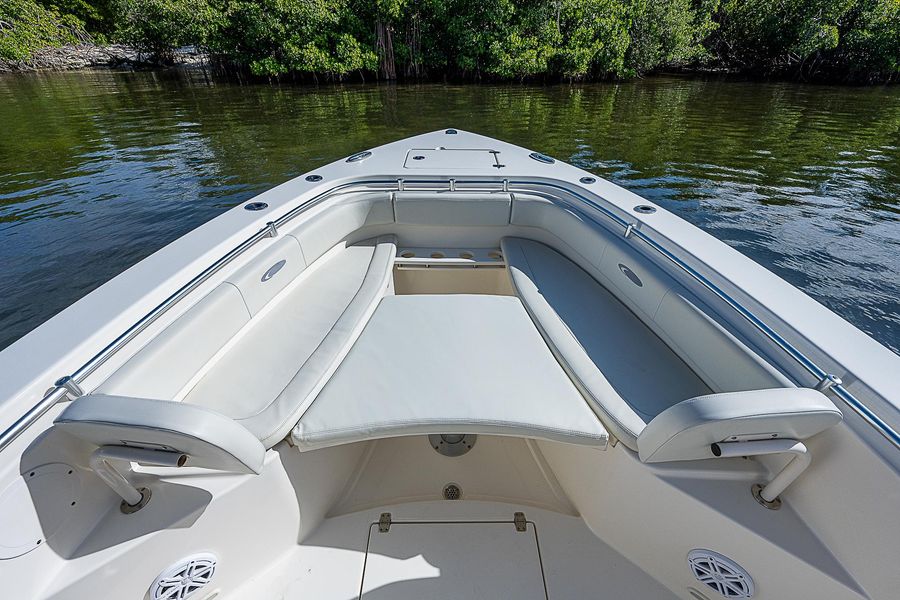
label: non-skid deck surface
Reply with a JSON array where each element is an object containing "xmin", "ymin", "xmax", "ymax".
[
  {"xmin": 361, "ymin": 520, "xmax": 546, "ymax": 599},
  {"xmin": 279, "ymin": 501, "xmax": 678, "ymax": 600}
]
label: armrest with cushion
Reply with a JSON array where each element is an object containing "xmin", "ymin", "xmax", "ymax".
[
  {"xmin": 54, "ymin": 394, "xmax": 266, "ymax": 474},
  {"xmin": 637, "ymin": 388, "xmax": 842, "ymax": 463}
]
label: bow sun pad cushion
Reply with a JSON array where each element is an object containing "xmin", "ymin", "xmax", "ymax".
[
  {"xmin": 291, "ymin": 294, "xmax": 609, "ymax": 450},
  {"xmin": 501, "ymin": 237, "xmax": 710, "ymax": 449},
  {"xmin": 54, "ymin": 394, "xmax": 266, "ymax": 474}
]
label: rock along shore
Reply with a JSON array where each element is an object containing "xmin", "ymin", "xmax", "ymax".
[{"xmin": 0, "ymin": 44, "xmax": 207, "ymax": 73}]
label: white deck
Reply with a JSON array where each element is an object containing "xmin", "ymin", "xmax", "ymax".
[{"xmin": 277, "ymin": 501, "xmax": 678, "ymax": 600}]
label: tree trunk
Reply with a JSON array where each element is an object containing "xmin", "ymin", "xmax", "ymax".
[
  {"xmin": 405, "ymin": 12, "xmax": 422, "ymax": 78},
  {"xmin": 375, "ymin": 20, "xmax": 396, "ymax": 80}
]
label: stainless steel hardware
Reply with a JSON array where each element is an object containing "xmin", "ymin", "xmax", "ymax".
[
  {"xmin": 55, "ymin": 376, "xmax": 84, "ymax": 399},
  {"xmin": 514, "ymin": 512, "xmax": 527, "ymax": 532},
  {"xmin": 378, "ymin": 512, "xmax": 392, "ymax": 533}
]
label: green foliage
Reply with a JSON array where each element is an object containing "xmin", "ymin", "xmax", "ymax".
[
  {"xmin": 711, "ymin": 0, "xmax": 899, "ymax": 80},
  {"xmin": 627, "ymin": 0, "xmax": 719, "ymax": 74},
  {"xmin": 115, "ymin": 0, "xmax": 220, "ymax": 59},
  {"xmin": 37, "ymin": 0, "xmax": 115, "ymax": 36},
  {"xmin": 713, "ymin": 0, "xmax": 850, "ymax": 70},
  {"xmin": 554, "ymin": 0, "xmax": 630, "ymax": 78},
  {"xmin": 830, "ymin": 0, "xmax": 900, "ymax": 81},
  {"xmin": 3, "ymin": 0, "xmax": 898, "ymax": 81},
  {"xmin": 488, "ymin": 0, "xmax": 631, "ymax": 80},
  {"xmin": 0, "ymin": 0, "xmax": 87, "ymax": 61},
  {"xmin": 208, "ymin": 0, "xmax": 376, "ymax": 77}
]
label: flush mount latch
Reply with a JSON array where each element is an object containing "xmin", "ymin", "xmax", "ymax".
[
  {"xmin": 378, "ymin": 512, "xmax": 392, "ymax": 533},
  {"xmin": 514, "ymin": 512, "xmax": 527, "ymax": 532}
]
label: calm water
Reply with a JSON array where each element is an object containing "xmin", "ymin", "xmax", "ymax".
[{"xmin": 1, "ymin": 71, "xmax": 898, "ymax": 353}]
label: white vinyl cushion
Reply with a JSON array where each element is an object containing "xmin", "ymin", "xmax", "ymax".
[
  {"xmin": 502, "ymin": 237, "xmax": 710, "ymax": 449},
  {"xmin": 393, "ymin": 192, "xmax": 512, "ymax": 226},
  {"xmin": 186, "ymin": 235, "xmax": 397, "ymax": 447},
  {"xmin": 637, "ymin": 388, "xmax": 842, "ymax": 462},
  {"xmin": 54, "ymin": 394, "xmax": 266, "ymax": 474},
  {"xmin": 291, "ymin": 294, "xmax": 609, "ymax": 450},
  {"xmin": 99, "ymin": 283, "xmax": 251, "ymax": 401}
]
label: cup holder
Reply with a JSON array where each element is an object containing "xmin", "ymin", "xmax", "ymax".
[
  {"xmin": 430, "ymin": 252, "xmax": 446, "ymax": 259},
  {"xmin": 400, "ymin": 251, "xmax": 416, "ymax": 258},
  {"xmin": 459, "ymin": 251, "xmax": 475, "ymax": 260},
  {"xmin": 488, "ymin": 250, "xmax": 503, "ymax": 260}
]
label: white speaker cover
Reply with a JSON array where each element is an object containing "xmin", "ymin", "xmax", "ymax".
[
  {"xmin": 150, "ymin": 552, "xmax": 217, "ymax": 600},
  {"xmin": 687, "ymin": 549, "xmax": 754, "ymax": 598}
]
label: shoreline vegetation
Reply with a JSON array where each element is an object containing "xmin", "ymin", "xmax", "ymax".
[{"xmin": 1, "ymin": 1, "xmax": 897, "ymax": 84}]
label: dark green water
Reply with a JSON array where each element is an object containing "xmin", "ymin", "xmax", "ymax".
[{"xmin": 1, "ymin": 71, "xmax": 898, "ymax": 353}]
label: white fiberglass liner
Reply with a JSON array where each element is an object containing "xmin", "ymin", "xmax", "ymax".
[{"xmin": 0, "ymin": 130, "xmax": 897, "ymax": 600}]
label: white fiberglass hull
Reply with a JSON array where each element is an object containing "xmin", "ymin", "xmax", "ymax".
[{"xmin": 0, "ymin": 130, "xmax": 897, "ymax": 600}]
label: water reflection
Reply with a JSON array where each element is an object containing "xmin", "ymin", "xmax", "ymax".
[{"xmin": 0, "ymin": 71, "xmax": 898, "ymax": 352}]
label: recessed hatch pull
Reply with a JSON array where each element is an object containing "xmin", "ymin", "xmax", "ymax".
[
  {"xmin": 514, "ymin": 512, "xmax": 527, "ymax": 532},
  {"xmin": 378, "ymin": 512, "xmax": 392, "ymax": 533}
]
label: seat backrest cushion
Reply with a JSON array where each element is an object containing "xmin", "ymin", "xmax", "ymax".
[
  {"xmin": 98, "ymin": 283, "xmax": 251, "ymax": 400},
  {"xmin": 637, "ymin": 388, "xmax": 842, "ymax": 463},
  {"xmin": 54, "ymin": 394, "xmax": 266, "ymax": 473},
  {"xmin": 224, "ymin": 236, "xmax": 306, "ymax": 316},
  {"xmin": 284, "ymin": 194, "xmax": 394, "ymax": 264},
  {"xmin": 394, "ymin": 192, "xmax": 512, "ymax": 227}
]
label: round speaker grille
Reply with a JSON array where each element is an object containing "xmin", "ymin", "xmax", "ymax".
[
  {"xmin": 687, "ymin": 549, "xmax": 754, "ymax": 598},
  {"xmin": 150, "ymin": 553, "xmax": 217, "ymax": 600}
]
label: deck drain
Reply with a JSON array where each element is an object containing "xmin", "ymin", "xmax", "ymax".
[
  {"xmin": 687, "ymin": 549, "xmax": 754, "ymax": 598},
  {"xmin": 443, "ymin": 483, "xmax": 462, "ymax": 500}
]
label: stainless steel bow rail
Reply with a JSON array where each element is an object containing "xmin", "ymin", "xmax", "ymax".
[{"xmin": 2, "ymin": 177, "xmax": 898, "ymax": 454}]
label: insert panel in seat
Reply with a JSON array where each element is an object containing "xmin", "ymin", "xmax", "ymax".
[{"xmin": 291, "ymin": 294, "xmax": 608, "ymax": 450}]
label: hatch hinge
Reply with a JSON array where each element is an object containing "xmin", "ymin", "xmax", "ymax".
[
  {"xmin": 378, "ymin": 512, "xmax": 392, "ymax": 533},
  {"xmin": 513, "ymin": 511, "xmax": 527, "ymax": 532}
]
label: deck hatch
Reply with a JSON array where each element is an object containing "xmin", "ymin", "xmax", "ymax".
[
  {"xmin": 403, "ymin": 148, "xmax": 500, "ymax": 169},
  {"xmin": 361, "ymin": 516, "xmax": 548, "ymax": 599}
]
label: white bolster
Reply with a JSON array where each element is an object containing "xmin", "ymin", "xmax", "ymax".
[
  {"xmin": 55, "ymin": 394, "xmax": 266, "ymax": 474},
  {"xmin": 637, "ymin": 388, "xmax": 842, "ymax": 463}
]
